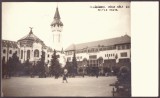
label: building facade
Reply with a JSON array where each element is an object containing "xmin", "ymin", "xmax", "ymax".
[{"xmin": 64, "ymin": 35, "xmax": 131, "ymax": 74}]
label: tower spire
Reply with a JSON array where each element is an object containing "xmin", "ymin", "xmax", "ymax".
[{"xmin": 54, "ymin": 6, "xmax": 61, "ymax": 19}]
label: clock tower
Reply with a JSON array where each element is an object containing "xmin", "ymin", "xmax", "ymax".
[{"xmin": 51, "ymin": 7, "xmax": 63, "ymax": 51}]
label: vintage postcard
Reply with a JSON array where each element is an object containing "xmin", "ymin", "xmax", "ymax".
[{"xmin": 1, "ymin": 2, "xmax": 131, "ymax": 97}]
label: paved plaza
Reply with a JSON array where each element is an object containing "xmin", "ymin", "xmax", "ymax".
[{"xmin": 2, "ymin": 76, "xmax": 117, "ymax": 97}]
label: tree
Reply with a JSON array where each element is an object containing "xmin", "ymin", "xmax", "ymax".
[
  {"xmin": 64, "ymin": 59, "xmax": 71, "ymax": 76},
  {"xmin": 72, "ymin": 51, "xmax": 77, "ymax": 77},
  {"xmin": 50, "ymin": 49, "xmax": 61, "ymax": 79},
  {"xmin": 38, "ymin": 50, "xmax": 46, "ymax": 78},
  {"xmin": 24, "ymin": 58, "xmax": 31, "ymax": 75},
  {"xmin": 11, "ymin": 51, "xmax": 21, "ymax": 76},
  {"xmin": 2, "ymin": 57, "xmax": 6, "ymax": 78}
]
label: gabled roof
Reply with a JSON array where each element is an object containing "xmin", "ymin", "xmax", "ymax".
[
  {"xmin": 2, "ymin": 40, "xmax": 18, "ymax": 48},
  {"xmin": 65, "ymin": 35, "xmax": 131, "ymax": 51}
]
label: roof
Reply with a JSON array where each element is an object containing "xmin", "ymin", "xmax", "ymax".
[
  {"xmin": 2, "ymin": 40, "xmax": 18, "ymax": 48},
  {"xmin": 51, "ymin": 7, "xmax": 63, "ymax": 27},
  {"xmin": 54, "ymin": 7, "xmax": 61, "ymax": 19},
  {"xmin": 18, "ymin": 29, "xmax": 43, "ymax": 44},
  {"xmin": 65, "ymin": 35, "xmax": 131, "ymax": 51}
]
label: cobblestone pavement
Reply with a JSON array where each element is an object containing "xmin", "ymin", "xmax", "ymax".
[{"xmin": 2, "ymin": 76, "xmax": 117, "ymax": 97}]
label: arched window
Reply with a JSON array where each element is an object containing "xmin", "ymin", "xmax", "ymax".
[
  {"xmin": 27, "ymin": 50, "xmax": 30, "ymax": 59},
  {"xmin": 34, "ymin": 49, "xmax": 39, "ymax": 57},
  {"xmin": 9, "ymin": 50, "xmax": 12, "ymax": 54},
  {"xmin": 3, "ymin": 49, "xmax": 6, "ymax": 54},
  {"xmin": 21, "ymin": 50, "xmax": 23, "ymax": 59}
]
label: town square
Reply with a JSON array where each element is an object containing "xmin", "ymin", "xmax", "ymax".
[{"xmin": 2, "ymin": 2, "xmax": 131, "ymax": 97}]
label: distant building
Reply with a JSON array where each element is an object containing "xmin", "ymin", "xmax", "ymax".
[
  {"xmin": 65, "ymin": 35, "xmax": 131, "ymax": 74},
  {"xmin": 1, "ymin": 40, "xmax": 19, "ymax": 63},
  {"xmin": 2, "ymin": 28, "xmax": 54, "ymax": 64}
]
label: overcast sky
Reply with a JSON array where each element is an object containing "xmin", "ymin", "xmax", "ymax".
[{"xmin": 2, "ymin": 2, "xmax": 130, "ymax": 49}]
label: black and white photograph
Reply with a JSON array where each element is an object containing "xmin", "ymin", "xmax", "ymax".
[{"xmin": 2, "ymin": 1, "xmax": 133, "ymax": 97}]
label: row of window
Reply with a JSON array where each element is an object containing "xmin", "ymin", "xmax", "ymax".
[
  {"xmin": 117, "ymin": 44, "xmax": 130, "ymax": 50},
  {"xmin": 67, "ymin": 52, "xmax": 128, "ymax": 61},
  {"xmin": 21, "ymin": 49, "xmax": 40, "ymax": 59},
  {"xmin": 66, "ymin": 45, "xmax": 130, "ymax": 55},
  {"xmin": 105, "ymin": 53, "xmax": 115, "ymax": 57},
  {"xmin": 3, "ymin": 49, "xmax": 14, "ymax": 54}
]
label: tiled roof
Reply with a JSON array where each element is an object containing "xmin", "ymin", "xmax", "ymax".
[
  {"xmin": 65, "ymin": 35, "xmax": 131, "ymax": 51},
  {"xmin": 18, "ymin": 31, "xmax": 43, "ymax": 43},
  {"xmin": 2, "ymin": 40, "xmax": 18, "ymax": 48}
]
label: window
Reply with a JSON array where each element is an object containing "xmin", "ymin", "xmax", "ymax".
[
  {"xmin": 2, "ymin": 56, "xmax": 5, "ymax": 63},
  {"xmin": 9, "ymin": 50, "xmax": 12, "ymax": 54},
  {"xmin": 3, "ymin": 49, "xmax": 6, "ymax": 54},
  {"xmin": 34, "ymin": 49, "xmax": 39, "ymax": 57},
  {"xmin": 126, "ymin": 44, "xmax": 130, "ymax": 49},
  {"xmin": 113, "ymin": 54, "xmax": 114, "ymax": 56},
  {"xmin": 21, "ymin": 50, "xmax": 23, "ymax": 59},
  {"xmin": 27, "ymin": 50, "xmax": 30, "ymax": 59},
  {"xmin": 99, "ymin": 48, "xmax": 102, "ymax": 51},
  {"xmin": 118, "ymin": 46, "xmax": 121, "ymax": 50},
  {"xmin": 67, "ymin": 57, "xmax": 71, "ymax": 61},
  {"xmin": 122, "ymin": 45, "xmax": 125, "ymax": 49},
  {"xmin": 89, "ymin": 55, "xmax": 97, "ymax": 59},
  {"xmin": 121, "ymin": 52, "xmax": 127, "ymax": 57},
  {"xmin": 103, "ymin": 47, "xmax": 106, "ymax": 51},
  {"xmin": 48, "ymin": 54, "xmax": 50, "ymax": 57}
]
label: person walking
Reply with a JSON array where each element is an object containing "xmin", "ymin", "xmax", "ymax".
[{"xmin": 62, "ymin": 69, "xmax": 68, "ymax": 83}]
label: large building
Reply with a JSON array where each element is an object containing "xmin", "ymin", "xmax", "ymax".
[
  {"xmin": 1, "ymin": 7, "xmax": 65, "ymax": 66},
  {"xmin": 64, "ymin": 35, "xmax": 131, "ymax": 74},
  {"xmin": 2, "ymin": 28, "xmax": 54, "ymax": 64}
]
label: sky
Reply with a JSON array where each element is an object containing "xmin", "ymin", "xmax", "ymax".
[{"xmin": 2, "ymin": 2, "xmax": 130, "ymax": 49}]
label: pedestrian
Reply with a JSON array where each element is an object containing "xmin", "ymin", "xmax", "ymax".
[{"xmin": 62, "ymin": 69, "xmax": 68, "ymax": 83}]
